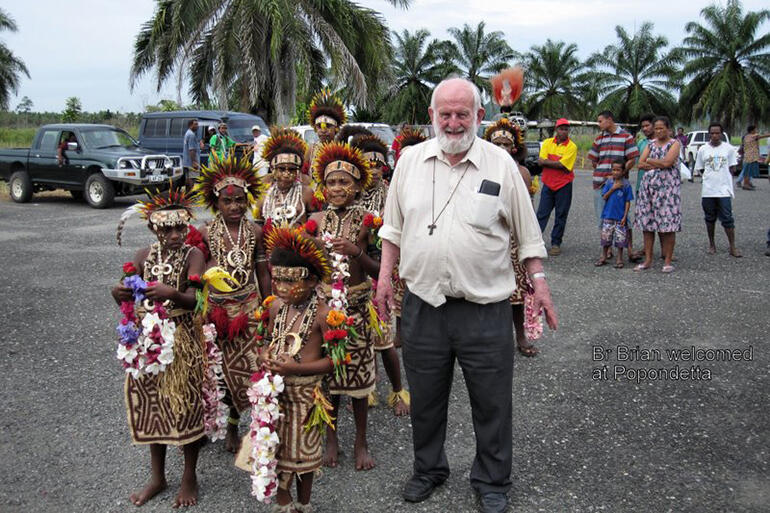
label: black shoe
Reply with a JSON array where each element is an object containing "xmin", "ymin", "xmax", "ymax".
[
  {"xmin": 402, "ymin": 475, "xmax": 444, "ymax": 503},
  {"xmin": 479, "ymin": 492, "xmax": 508, "ymax": 513}
]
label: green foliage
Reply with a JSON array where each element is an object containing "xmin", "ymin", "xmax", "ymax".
[
  {"xmin": 130, "ymin": 0, "xmax": 409, "ymax": 123},
  {"xmin": 62, "ymin": 97, "xmax": 82, "ymax": 123},
  {"xmin": 145, "ymin": 99, "xmax": 183, "ymax": 112},
  {"xmin": 588, "ymin": 22, "xmax": 681, "ymax": 124},
  {"xmin": 523, "ymin": 40, "xmax": 590, "ymax": 120},
  {"xmin": 0, "ymin": 126, "xmax": 35, "ymax": 147},
  {"xmin": 0, "ymin": 8, "xmax": 30, "ymax": 111},
  {"xmin": 677, "ymin": 0, "xmax": 770, "ymax": 132},
  {"xmin": 444, "ymin": 22, "xmax": 517, "ymax": 99}
]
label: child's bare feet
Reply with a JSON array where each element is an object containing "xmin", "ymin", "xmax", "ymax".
[
  {"xmin": 130, "ymin": 476, "xmax": 167, "ymax": 506},
  {"xmin": 323, "ymin": 429, "xmax": 339, "ymax": 467},
  {"xmin": 707, "ymin": 246, "xmax": 716, "ymax": 254},
  {"xmin": 225, "ymin": 423, "xmax": 240, "ymax": 454},
  {"xmin": 729, "ymin": 247, "xmax": 742, "ymax": 258},
  {"xmin": 172, "ymin": 474, "xmax": 198, "ymax": 508},
  {"xmin": 354, "ymin": 440, "xmax": 375, "ymax": 470}
]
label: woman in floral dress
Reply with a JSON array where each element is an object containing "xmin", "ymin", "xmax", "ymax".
[{"xmin": 634, "ymin": 116, "xmax": 682, "ymax": 273}]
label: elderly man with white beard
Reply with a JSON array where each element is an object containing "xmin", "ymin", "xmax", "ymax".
[{"xmin": 376, "ymin": 78, "xmax": 558, "ymax": 513}]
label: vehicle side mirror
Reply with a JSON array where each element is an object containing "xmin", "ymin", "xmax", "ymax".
[{"xmin": 67, "ymin": 142, "xmax": 79, "ymax": 151}]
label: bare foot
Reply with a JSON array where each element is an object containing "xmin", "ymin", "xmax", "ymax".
[
  {"xmin": 172, "ymin": 474, "xmax": 198, "ymax": 508},
  {"xmin": 393, "ymin": 396, "xmax": 410, "ymax": 417},
  {"xmin": 354, "ymin": 440, "xmax": 375, "ymax": 470},
  {"xmin": 323, "ymin": 430, "xmax": 339, "ymax": 467},
  {"xmin": 729, "ymin": 248, "xmax": 742, "ymax": 257},
  {"xmin": 707, "ymin": 246, "xmax": 716, "ymax": 254},
  {"xmin": 225, "ymin": 423, "xmax": 240, "ymax": 454},
  {"xmin": 130, "ymin": 477, "xmax": 167, "ymax": 506}
]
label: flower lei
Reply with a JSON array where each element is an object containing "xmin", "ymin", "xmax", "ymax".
[
  {"xmin": 363, "ymin": 213, "xmax": 383, "ymax": 250},
  {"xmin": 523, "ymin": 291, "xmax": 543, "ymax": 341},
  {"xmin": 319, "ymin": 230, "xmax": 355, "ymax": 379},
  {"xmin": 247, "ymin": 369, "xmax": 284, "ymax": 503},
  {"xmin": 201, "ymin": 323, "xmax": 228, "ymax": 441},
  {"xmin": 116, "ymin": 262, "xmax": 176, "ymax": 378}
]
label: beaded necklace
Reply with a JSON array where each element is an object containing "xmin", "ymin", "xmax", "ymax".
[
  {"xmin": 263, "ymin": 182, "xmax": 305, "ymax": 226},
  {"xmin": 270, "ymin": 295, "xmax": 319, "ymax": 361}
]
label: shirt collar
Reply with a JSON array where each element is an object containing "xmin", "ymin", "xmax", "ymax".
[
  {"xmin": 553, "ymin": 136, "xmax": 570, "ymax": 146},
  {"xmin": 424, "ymin": 136, "xmax": 482, "ymax": 168}
]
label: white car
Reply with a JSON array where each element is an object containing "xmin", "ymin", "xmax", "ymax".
[{"xmin": 291, "ymin": 122, "xmax": 397, "ymax": 167}]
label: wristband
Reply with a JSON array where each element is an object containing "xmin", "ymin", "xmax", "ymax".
[
  {"xmin": 355, "ymin": 246, "xmax": 364, "ymax": 259},
  {"xmin": 530, "ymin": 272, "xmax": 546, "ymax": 281}
]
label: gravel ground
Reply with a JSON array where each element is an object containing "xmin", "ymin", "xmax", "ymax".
[{"xmin": 1, "ymin": 171, "xmax": 768, "ymax": 513}]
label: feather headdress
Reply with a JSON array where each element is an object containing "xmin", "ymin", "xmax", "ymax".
[
  {"xmin": 265, "ymin": 226, "xmax": 331, "ymax": 281},
  {"xmin": 393, "ymin": 126, "xmax": 428, "ymax": 164},
  {"xmin": 308, "ymin": 89, "xmax": 347, "ymax": 126},
  {"xmin": 261, "ymin": 126, "xmax": 307, "ymax": 168},
  {"xmin": 337, "ymin": 125, "xmax": 372, "ymax": 144},
  {"xmin": 490, "ymin": 67, "xmax": 524, "ymax": 110},
  {"xmin": 192, "ymin": 151, "xmax": 263, "ymax": 213},
  {"xmin": 312, "ymin": 141, "xmax": 372, "ymax": 189},
  {"xmin": 116, "ymin": 183, "xmax": 194, "ymax": 246},
  {"xmin": 484, "ymin": 118, "xmax": 525, "ymax": 152}
]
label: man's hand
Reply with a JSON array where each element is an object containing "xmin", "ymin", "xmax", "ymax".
[
  {"xmin": 264, "ymin": 354, "xmax": 298, "ymax": 376},
  {"xmin": 531, "ymin": 278, "xmax": 558, "ymax": 330},
  {"xmin": 112, "ymin": 284, "xmax": 133, "ymax": 303},
  {"xmin": 375, "ymin": 276, "xmax": 394, "ymax": 322}
]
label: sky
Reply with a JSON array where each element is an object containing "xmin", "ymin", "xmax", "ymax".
[{"xmin": 3, "ymin": 0, "xmax": 768, "ymax": 113}]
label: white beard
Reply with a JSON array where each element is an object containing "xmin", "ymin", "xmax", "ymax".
[{"xmin": 433, "ymin": 119, "xmax": 478, "ymax": 155}]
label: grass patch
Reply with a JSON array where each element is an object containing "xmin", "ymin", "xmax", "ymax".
[{"xmin": 0, "ymin": 127, "xmax": 36, "ymax": 148}]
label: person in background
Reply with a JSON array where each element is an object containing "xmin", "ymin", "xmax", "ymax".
[
  {"xmin": 596, "ymin": 159, "xmax": 633, "ymax": 268},
  {"xmin": 182, "ymin": 119, "xmax": 200, "ymax": 191},
  {"xmin": 675, "ymin": 127, "xmax": 688, "ymax": 149},
  {"xmin": 209, "ymin": 123, "xmax": 238, "ymax": 161},
  {"xmin": 736, "ymin": 125, "xmax": 770, "ymax": 190},
  {"xmin": 251, "ymin": 125, "xmax": 269, "ymax": 176},
  {"xmin": 56, "ymin": 132, "xmax": 77, "ymax": 166},
  {"xmin": 694, "ymin": 122, "xmax": 741, "ymax": 258},
  {"xmin": 536, "ymin": 118, "xmax": 577, "ymax": 256},
  {"xmin": 634, "ymin": 116, "xmax": 682, "ymax": 273}
]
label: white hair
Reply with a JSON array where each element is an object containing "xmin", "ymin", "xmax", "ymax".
[{"xmin": 430, "ymin": 77, "xmax": 482, "ymax": 113}]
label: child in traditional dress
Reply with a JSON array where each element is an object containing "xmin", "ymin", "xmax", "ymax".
[
  {"xmin": 111, "ymin": 187, "xmax": 206, "ymax": 508},
  {"xmin": 352, "ymin": 133, "xmax": 410, "ymax": 416},
  {"xmin": 305, "ymin": 141, "xmax": 380, "ymax": 470},
  {"xmin": 261, "ymin": 227, "xmax": 334, "ymax": 512},
  {"xmin": 597, "ymin": 159, "xmax": 634, "ymax": 268},
  {"xmin": 256, "ymin": 127, "xmax": 316, "ymax": 228},
  {"xmin": 191, "ymin": 154, "xmax": 270, "ymax": 453}
]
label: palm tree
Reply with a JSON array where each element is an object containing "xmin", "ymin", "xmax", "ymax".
[
  {"xmin": 523, "ymin": 40, "xmax": 588, "ymax": 120},
  {"xmin": 383, "ymin": 29, "xmax": 452, "ymax": 124},
  {"xmin": 678, "ymin": 0, "xmax": 770, "ymax": 131},
  {"xmin": 0, "ymin": 8, "xmax": 29, "ymax": 111},
  {"xmin": 587, "ymin": 22, "xmax": 680, "ymax": 123},
  {"xmin": 130, "ymin": 0, "xmax": 409, "ymax": 123},
  {"xmin": 444, "ymin": 22, "xmax": 517, "ymax": 99}
]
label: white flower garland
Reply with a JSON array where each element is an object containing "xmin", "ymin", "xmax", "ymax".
[
  {"xmin": 201, "ymin": 323, "xmax": 228, "ymax": 441},
  {"xmin": 321, "ymin": 231, "xmax": 351, "ymax": 311},
  {"xmin": 117, "ymin": 307, "xmax": 176, "ymax": 379},
  {"xmin": 247, "ymin": 370, "xmax": 284, "ymax": 503}
]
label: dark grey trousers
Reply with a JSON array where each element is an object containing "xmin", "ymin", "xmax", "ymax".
[{"xmin": 401, "ymin": 289, "xmax": 514, "ymax": 495}]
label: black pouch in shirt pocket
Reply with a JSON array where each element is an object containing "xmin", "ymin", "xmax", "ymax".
[{"xmin": 467, "ymin": 180, "xmax": 501, "ymax": 230}]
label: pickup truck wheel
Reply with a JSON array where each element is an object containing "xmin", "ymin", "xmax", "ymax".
[
  {"xmin": 70, "ymin": 190, "xmax": 84, "ymax": 201},
  {"xmin": 84, "ymin": 173, "xmax": 115, "ymax": 208},
  {"xmin": 9, "ymin": 171, "xmax": 33, "ymax": 203}
]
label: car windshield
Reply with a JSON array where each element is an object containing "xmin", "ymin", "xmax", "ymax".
[
  {"xmin": 223, "ymin": 119, "xmax": 269, "ymax": 142},
  {"xmin": 82, "ymin": 128, "xmax": 138, "ymax": 149}
]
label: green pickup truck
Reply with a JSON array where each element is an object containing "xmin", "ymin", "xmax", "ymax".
[{"xmin": 0, "ymin": 123, "xmax": 183, "ymax": 208}]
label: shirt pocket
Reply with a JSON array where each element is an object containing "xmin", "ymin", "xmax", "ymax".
[{"xmin": 465, "ymin": 192, "xmax": 501, "ymax": 232}]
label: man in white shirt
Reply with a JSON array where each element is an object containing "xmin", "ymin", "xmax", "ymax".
[
  {"xmin": 695, "ymin": 122, "xmax": 741, "ymax": 257},
  {"xmin": 251, "ymin": 125, "xmax": 269, "ymax": 176},
  {"xmin": 376, "ymin": 78, "xmax": 557, "ymax": 513}
]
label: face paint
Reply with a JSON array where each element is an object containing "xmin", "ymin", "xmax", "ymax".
[
  {"xmin": 272, "ymin": 279, "xmax": 314, "ymax": 305},
  {"xmin": 226, "ymin": 184, "xmax": 235, "ymax": 195}
]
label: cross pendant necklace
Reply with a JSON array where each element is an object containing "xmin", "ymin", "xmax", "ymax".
[{"xmin": 429, "ymin": 159, "xmax": 471, "ymax": 235}]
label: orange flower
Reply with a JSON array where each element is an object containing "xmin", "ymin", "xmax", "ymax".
[
  {"xmin": 262, "ymin": 295, "xmax": 277, "ymax": 308},
  {"xmin": 326, "ymin": 309, "xmax": 346, "ymax": 327},
  {"xmin": 373, "ymin": 217, "xmax": 383, "ymax": 228},
  {"xmin": 344, "ymin": 353, "xmax": 352, "ymax": 364}
]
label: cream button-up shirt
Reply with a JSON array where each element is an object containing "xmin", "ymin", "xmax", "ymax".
[{"xmin": 380, "ymin": 137, "xmax": 546, "ymax": 307}]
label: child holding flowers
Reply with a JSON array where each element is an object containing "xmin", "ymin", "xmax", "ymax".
[
  {"xmin": 251, "ymin": 227, "xmax": 336, "ymax": 513},
  {"xmin": 305, "ymin": 141, "xmax": 380, "ymax": 470},
  {"xmin": 111, "ymin": 187, "xmax": 207, "ymax": 508}
]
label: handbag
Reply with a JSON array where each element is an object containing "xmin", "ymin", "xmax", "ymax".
[{"xmin": 679, "ymin": 159, "xmax": 692, "ymax": 181}]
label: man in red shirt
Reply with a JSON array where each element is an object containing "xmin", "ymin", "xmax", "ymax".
[{"xmin": 536, "ymin": 118, "xmax": 578, "ymax": 255}]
